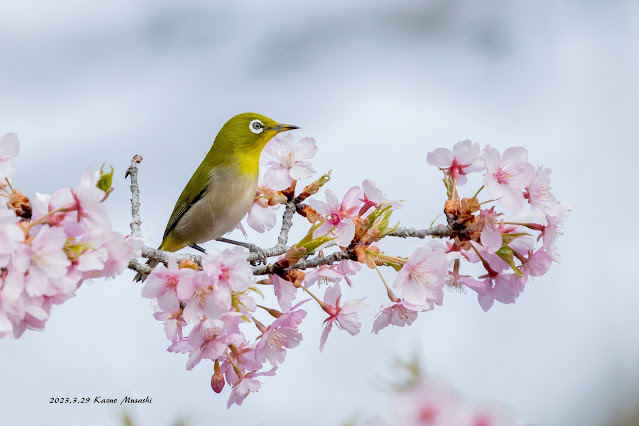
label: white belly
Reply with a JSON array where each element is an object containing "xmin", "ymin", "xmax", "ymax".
[{"xmin": 174, "ymin": 166, "xmax": 257, "ymax": 245}]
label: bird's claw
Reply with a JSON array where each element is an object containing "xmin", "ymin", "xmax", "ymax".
[{"xmin": 247, "ymin": 244, "xmax": 268, "ymax": 265}]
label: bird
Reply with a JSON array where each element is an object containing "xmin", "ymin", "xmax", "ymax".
[{"xmin": 134, "ymin": 112, "xmax": 299, "ymax": 282}]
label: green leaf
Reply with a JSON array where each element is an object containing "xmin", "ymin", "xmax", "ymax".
[
  {"xmin": 496, "ymin": 245, "xmax": 524, "ymax": 277},
  {"xmin": 382, "ymin": 261, "xmax": 402, "ymax": 272},
  {"xmin": 97, "ymin": 162, "xmax": 114, "ymax": 192},
  {"xmin": 500, "ymin": 232, "xmax": 529, "ymax": 245}
]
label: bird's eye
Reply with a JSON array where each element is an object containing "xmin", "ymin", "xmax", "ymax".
[{"xmin": 249, "ymin": 119, "xmax": 264, "ymax": 134}]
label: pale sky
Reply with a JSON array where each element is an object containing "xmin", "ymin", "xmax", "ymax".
[{"xmin": 1, "ymin": 1, "xmax": 638, "ymax": 425}]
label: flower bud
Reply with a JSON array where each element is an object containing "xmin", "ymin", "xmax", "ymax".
[{"xmin": 211, "ymin": 360, "xmax": 225, "ymax": 394}]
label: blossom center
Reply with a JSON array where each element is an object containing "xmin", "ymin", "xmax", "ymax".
[
  {"xmin": 267, "ymin": 330, "xmax": 287, "ymax": 350},
  {"xmin": 410, "ymin": 268, "xmax": 430, "ymax": 286},
  {"xmin": 494, "ymin": 167, "xmax": 513, "ymax": 184},
  {"xmin": 328, "ymin": 212, "xmax": 341, "ymax": 225}
]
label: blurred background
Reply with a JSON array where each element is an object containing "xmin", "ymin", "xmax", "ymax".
[{"xmin": 1, "ymin": 0, "xmax": 638, "ymax": 424}]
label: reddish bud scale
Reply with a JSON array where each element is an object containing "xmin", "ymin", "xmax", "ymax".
[
  {"xmin": 8, "ymin": 191, "xmax": 32, "ymax": 219},
  {"xmin": 296, "ymin": 204, "xmax": 321, "ymax": 223},
  {"xmin": 178, "ymin": 259, "xmax": 200, "ymax": 270},
  {"xmin": 360, "ymin": 229, "xmax": 381, "ymax": 247},
  {"xmin": 283, "ymin": 270, "xmax": 305, "ymax": 288},
  {"xmin": 281, "ymin": 180, "xmax": 297, "ymax": 198}
]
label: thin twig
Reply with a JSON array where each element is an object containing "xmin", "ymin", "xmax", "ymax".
[
  {"xmin": 125, "ymin": 155, "xmax": 143, "ymax": 235},
  {"xmin": 277, "ymin": 197, "xmax": 297, "ymax": 248},
  {"xmin": 388, "ymin": 226, "xmax": 453, "ymax": 239}
]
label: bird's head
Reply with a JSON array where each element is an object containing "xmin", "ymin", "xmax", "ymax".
[{"xmin": 217, "ymin": 112, "xmax": 299, "ymax": 155}]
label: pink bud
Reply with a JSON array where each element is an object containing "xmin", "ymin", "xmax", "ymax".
[{"xmin": 211, "ymin": 360, "xmax": 225, "ymax": 394}]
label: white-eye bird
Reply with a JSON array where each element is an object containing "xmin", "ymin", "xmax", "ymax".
[{"xmin": 134, "ymin": 112, "xmax": 298, "ymax": 281}]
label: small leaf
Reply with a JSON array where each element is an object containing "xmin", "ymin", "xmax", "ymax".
[
  {"xmin": 97, "ymin": 162, "xmax": 114, "ymax": 192},
  {"xmin": 496, "ymin": 245, "xmax": 524, "ymax": 277}
]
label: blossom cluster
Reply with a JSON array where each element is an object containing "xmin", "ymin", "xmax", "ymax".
[
  {"xmin": 0, "ymin": 133, "xmax": 141, "ymax": 339},
  {"xmin": 426, "ymin": 140, "xmax": 571, "ymax": 311},
  {"xmin": 365, "ymin": 359, "xmax": 519, "ymax": 426},
  {"xmin": 142, "ymin": 247, "xmax": 308, "ymax": 408},
  {"xmin": 137, "ymin": 134, "xmax": 570, "ymax": 408}
]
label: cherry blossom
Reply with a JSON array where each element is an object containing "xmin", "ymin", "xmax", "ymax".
[
  {"xmin": 309, "ymin": 187, "xmax": 361, "ymax": 247},
  {"xmin": 203, "ymin": 247, "xmax": 254, "ymax": 292},
  {"xmin": 393, "ymin": 243, "xmax": 448, "ymax": 309},
  {"xmin": 184, "ymin": 317, "xmax": 244, "ymax": 370},
  {"xmin": 254, "ymin": 312, "xmax": 305, "ymax": 366},
  {"xmin": 427, "ymin": 139, "xmax": 484, "ymax": 185},
  {"xmin": 272, "ymin": 274, "xmax": 297, "ymax": 311},
  {"xmin": 177, "ymin": 272, "xmax": 232, "ymax": 324},
  {"xmin": 142, "ymin": 256, "xmax": 195, "ymax": 312},
  {"xmin": 359, "ymin": 179, "xmax": 403, "ymax": 214},
  {"xmin": 227, "ymin": 367, "xmax": 277, "ymax": 408},
  {"xmin": 261, "ymin": 133, "xmax": 317, "ymax": 190},
  {"xmin": 478, "ymin": 207, "xmax": 503, "ymax": 253},
  {"xmin": 483, "ymin": 146, "xmax": 535, "ymax": 211},
  {"xmin": 372, "ymin": 299, "xmax": 422, "ymax": 334},
  {"xmin": 525, "ymin": 166, "xmax": 559, "ymax": 225},
  {"xmin": 246, "ymin": 200, "xmax": 277, "ymax": 233},
  {"xmin": 0, "ymin": 133, "xmax": 20, "ymax": 179},
  {"xmin": 319, "ymin": 283, "xmax": 367, "ymax": 351}
]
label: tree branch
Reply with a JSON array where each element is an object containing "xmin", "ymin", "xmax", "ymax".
[
  {"xmin": 388, "ymin": 226, "xmax": 453, "ymax": 239},
  {"xmin": 125, "ymin": 154, "xmax": 454, "ymax": 279},
  {"xmin": 125, "ymin": 155, "xmax": 143, "ymax": 236}
]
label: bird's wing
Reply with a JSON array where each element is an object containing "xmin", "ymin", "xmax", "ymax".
[{"xmin": 162, "ymin": 165, "xmax": 211, "ymax": 241}]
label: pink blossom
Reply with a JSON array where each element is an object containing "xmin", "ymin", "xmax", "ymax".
[
  {"xmin": 227, "ymin": 367, "xmax": 277, "ymax": 408},
  {"xmin": 0, "ymin": 273, "xmax": 26, "ymax": 339},
  {"xmin": 372, "ymin": 299, "xmax": 422, "ymax": 334},
  {"xmin": 48, "ymin": 170, "xmax": 110, "ymax": 233},
  {"xmin": 303, "ymin": 259, "xmax": 361, "ymax": 288},
  {"xmin": 461, "ymin": 275, "xmax": 518, "ymax": 312},
  {"xmin": 540, "ymin": 201, "xmax": 572, "ymax": 261},
  {"xmin": 359, "ymin": 179, "xmax": 403, "ymax": 214},
  {"xmin": 520, "ymin": 249, "xmax": 552, "ymax": 278},
  {"xmin": 478, "ymin": 207, "xmax": 503, "ymax": 253},
  {"xmin": 177, "ymin": 273, "xmax": 232, "ymax": 324},
  {"xmin": 261, "ymin": 133, "xmax": 317, "ymax": 189},
  {"xmin": 393, "ymin": 243, "xmax": 447, "ymax": 309},
  {"xmin": 254, "ymin": 306, "xmax": 306, "ymax": 366},
  {"xmin": 427, "ymin": 140, "xmax": 484, "ymax": 185},
  {"xmin": 142, "ymin": 256, "xmax": 195, "ymax": 312},
  {"xmin": 0, "ymin": 208, "xmax": 25, "ymax": 265},
  {"xmin": 525, "ymin": 166, "xmax": 559, "ymax": 226},
  {"xmin": 395, "ymin": 379, "xmax": 460, "ymax": 426},
  {"xmin": 309, "ymin": 187, "xmax": 362, "ymax": 247},
  {"xmin": 319, "ymin": 283, "xmax": 367, "ymax": 351},
  {"xmin": 222, "ymin": 342, "xmax": 263, "ymax": 386},
  {"xmin": 0, "ymin": 133, "xmax": 20, "ymax": 179},
  {"xmin": 272, "ymin": 274, "xmax": 297, "ymax": 312},
  {"xmin": 184, "ymin": 318, "xmax": 244, "ymax": 370},
  {"xmin": 16, "ymin": 226, "xmax": 71, "ymax": 297},
  {"xmin": 483, "ymin": 146, "xmax": 535, "ymax": 211},
  {"xmin": 99, "ymin": 231, "xmax": 143, "ymax": 278},
  {"xmin": 203, "ymin": 247, "xmax": 254, "ymax": 292},
  {"xmin": 246, "ymin": 199, "xmax": 277, "ymax": 233},
  {"xmin": 153, "ymin": 306, "xmax": 187, "ymax": 341}
]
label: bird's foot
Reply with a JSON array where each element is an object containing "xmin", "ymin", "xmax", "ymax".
[
  {"xmin": 216, "ymin": 238, "xmax": 268, "ymax": 265},
  {"xmin": 190, "ymin": 244, "xmax": 207, "ymax": 253}
]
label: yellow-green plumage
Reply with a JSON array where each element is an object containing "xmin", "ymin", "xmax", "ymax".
[{"xmin": 134, "ymin": 112, "xmax": 298, "ymax": 281}]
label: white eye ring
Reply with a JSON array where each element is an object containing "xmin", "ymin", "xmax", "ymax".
[{"xmin": 249, "ymin": 119, "xmax": 265, "ymax": 134}]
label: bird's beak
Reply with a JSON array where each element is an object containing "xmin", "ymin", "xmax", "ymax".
[{"xmin": 270, "ymin": 123, "xmax": 299, "ymax": 132}]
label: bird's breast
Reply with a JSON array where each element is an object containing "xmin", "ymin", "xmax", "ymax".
[{"xmin": 174, "ymin": 166, "xmax": 257, "ymax": 245}]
